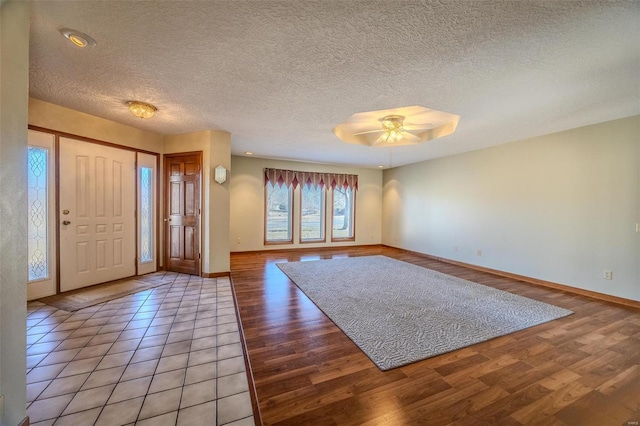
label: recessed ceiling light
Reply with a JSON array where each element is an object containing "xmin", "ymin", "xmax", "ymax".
[
  {"xmin": 378, "ymin": 165, "xmax": 384, "ymax": 168},
  {"xmin": 244, "ymin": 151, "xmax": 253, "ymax": 155},
  {"xmin": 60, "ymin": 28, "xmax": 96, "ymax": 48}
]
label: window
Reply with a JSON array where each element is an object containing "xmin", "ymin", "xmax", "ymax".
[
  {"xmin": 300, "ymin": 185, "xmax": 325, "ymax": 242},
  {"xmin": 139, "ymin": 167, "xmax": 153, "ymax": 263},
  {"xmin": 28, "ymin": 146, "xmax": 49, "ymax": 281},
  {"xmin": 264, "ymin": 168, "xmax": 357, "ymax": 245},
  {"xmin": 265, "ymin": 182, "xmax": 293, "ymax": 243},
  {"xmin": 332, "ymin": 186, "xmax": 355, "ymax": 240}
]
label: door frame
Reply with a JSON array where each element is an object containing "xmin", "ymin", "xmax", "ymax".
[
  {"xmin": 27, "ymin": 126, "xmax": 161, "ymax": 297},
  {"xmin": 163, "ymin": 151, "xmax": 203, "ymax": 276}
]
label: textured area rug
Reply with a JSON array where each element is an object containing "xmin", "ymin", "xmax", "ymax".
[
  {"xmin": 37, "ymin": 271, "xmax": 177, "ymax": 312},
  {"xmin": 277, "ymin": 256, "xmax": 573, "ymax": 370}
]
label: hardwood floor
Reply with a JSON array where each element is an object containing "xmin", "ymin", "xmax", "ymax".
[{"xmin": 230, "ymin": 245, "xmax": 640, "ymax": 426}]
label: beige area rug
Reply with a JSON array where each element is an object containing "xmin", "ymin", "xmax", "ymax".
[
  {"xmin": 37, "ymin": 271, "xmax": 178, "ymax": 312},
  {"xmin": 277, "ymin": 256, "xmax": 573, "ymax": 370}
]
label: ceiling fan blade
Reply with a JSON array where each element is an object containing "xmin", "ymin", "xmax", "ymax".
[
  {"xmin": 401, "ymin": 131, "xmax": 422, "ymax": 143},
  {"xmin": 403, "ymin": 123, "xmax": 434, "ymax": 131},
  {"xmin": 371, "ymin": 133, "xmax": 387, "ymax": 146},
  {"xmin": 351, "ymin": 129, "xmax": 385, "ymax": 136}
]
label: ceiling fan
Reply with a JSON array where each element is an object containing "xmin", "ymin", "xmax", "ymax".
[
  {"xmin": 333, "ymin": 105, "xmax": 460, "ymax": 147},
  {"xmin": 351, "ymin": 115, "xmax": 423, "ymax": 145}
]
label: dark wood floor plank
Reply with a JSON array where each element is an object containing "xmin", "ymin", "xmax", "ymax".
[{"xmin": 230, "ymin": 245, "xmax": 640, "ymax": 425}]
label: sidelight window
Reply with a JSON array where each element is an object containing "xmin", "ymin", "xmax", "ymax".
[
  {"xmin": 140, "ymin": 167, "xmax": 153, "ymax": 263},
  {"xmin": 27, "ymin": 146, "xmax": 49, "ymax": 281}
]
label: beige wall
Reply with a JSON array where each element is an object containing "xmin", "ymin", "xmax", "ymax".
[
  {"xmin": 29, "ymin": 98, "xmax": 164, "ymax": 152},
  {"xmin": 164, "ymin": 130, "xmax": 231, "ymax": 273},
  {"xmin": 383, "ymin": 116, "xmax": 640, "ymax": 301},
  {"xmin": 0, "ymin": 1, "xmax": 29, "ymax": 424},
  {"xmin": 29, "ymin": 101, "xmax": 231, "ymax": 276},
  {"xmin": 230, "ymin": 156, "xmax": 383, "ymax": 251}
]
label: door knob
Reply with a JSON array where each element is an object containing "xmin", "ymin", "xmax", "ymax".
[
  {"xmin": 164, "ymin": 218, "xmax": 172, "ymax": 222},
  {"xmin": 62, "ymin": 220, "xmax": 71, "ymax": 225}
]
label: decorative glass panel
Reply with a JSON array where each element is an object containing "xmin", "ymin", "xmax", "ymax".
[
  {"xmin": 332, "ymin": 186, "xmax": 355, "ymax": 240},
  {"xmin": 140, "ymin": 167, "xmax": 153, "ymax": 262},
  {"xmin": 265, "ymin": 182, "xmax": 293, "ymax": 243},
  {"xmin": 28, "ymin": 146, "xmax": 49, "ymax": 281},
  {"xmin": 301, "ymin": 185, "xmax": 325, "ymax": 242}
]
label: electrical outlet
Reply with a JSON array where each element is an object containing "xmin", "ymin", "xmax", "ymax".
[
  {"xmin": 454, "ymin": 246, "xmax": 459, "ymax": 252},
  {"xmin": 476, "ymin": 249, "xmax": 482, "ymax": 256},
  {"xmin": 603, "ymin": 270, "xmax": 613, "ymax": 280},
  {"xmin": 236, "ymin": 238, "xmax": 241, "ymax": 245}
]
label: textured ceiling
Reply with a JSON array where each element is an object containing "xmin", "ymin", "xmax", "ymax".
[{"xmin": 29, "ymin": 1, "xmax": 640, "ymax": 168}]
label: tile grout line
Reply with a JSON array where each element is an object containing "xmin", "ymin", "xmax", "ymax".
[
  {"xmin": 56, "ymin": 275, "xmax": 166, "ymax": 424},
  {"xmin": 26, "ymin": 272, "xmax": 252, "ymax": 425},
  {"xmin": 135, "ymin": 273, "xmax": 193, "ymax": 425},
  {"xmin": 27, "ymin": 272, "xmax": 174, "ymax": 424},
  {"xmin": 172, "ymin": 274, "xmax": 207, "ymax": 426},
  {"xmin": 31, "ymin": 278, "xmax": 156, "ymax": 421},
  {"xmin": 106, "ymin": 272, "xmax": 181, "ymax": 426},
  {"xmin": 91, "ymin": 280, "xmax": 164, "ymax": 426}
]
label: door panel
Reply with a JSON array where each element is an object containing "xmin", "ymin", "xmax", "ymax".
[
  {"xmin": 164, "ymin": 153, "xmax": 201, "ymax": 275},
  {"xmin": 59, "ymin": 138, "xmax": 136, "ymax": 291}
]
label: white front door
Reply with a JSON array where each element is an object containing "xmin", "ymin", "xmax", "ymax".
[{"xmin": 59, "ymin": 137, "xmax": 136, "ymax": 291}]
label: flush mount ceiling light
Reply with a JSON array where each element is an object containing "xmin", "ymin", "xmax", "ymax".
[
  {"xmin": 126, "ymin": 101, "xmax": 158, "ymax": 119},
  {"xmin": 333, "ymin": 106, "xmax": 460, "ymax": 147},
  {"xmin": 60, "ymin": 28, "xmax": 96, "ymax": 48}
]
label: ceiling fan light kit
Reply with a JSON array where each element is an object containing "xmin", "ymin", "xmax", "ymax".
[{"xmin": 333, "ymin": 105, "xmax": 460, "ymax": 147}]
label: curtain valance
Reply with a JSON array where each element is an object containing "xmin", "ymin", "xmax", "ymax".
[{"xmin": 264, "ymin": 168, "xmax": 358, "ymax": 191}]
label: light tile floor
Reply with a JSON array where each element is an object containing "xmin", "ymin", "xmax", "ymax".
[{"xmin": 26, "ymin": 273, "xmax": 255, "ymax": 426}]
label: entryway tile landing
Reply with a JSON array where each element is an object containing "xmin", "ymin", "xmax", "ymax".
[{"xmin": 26, "ymin": 275, "xmax": 254, "ymax": 426}]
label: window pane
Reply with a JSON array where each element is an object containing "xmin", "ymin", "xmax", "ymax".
[
  {"xmin": 301, "ymin": 185, "xmax": 325, "ymax": 242},
  {"xmin": 140, "ymin": 167, "xmax": 153, "ymax": 263},
  {"xmin": 266, "ymin": 183, "xmax": 292, "ymax": 242},
  {"xmin": 332, "ymin": 187, "xmax": 355, "ymax": 240},
  {"xmin": 28, "ymin": 146, "xmax": 49, "ymax": 281}
]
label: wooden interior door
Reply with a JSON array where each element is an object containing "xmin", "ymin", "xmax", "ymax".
[
  {"xmin": 164, "ymin": 153, "xmax": 201, "ymax": 275},
  {"xmin": 59, "ymin": 137, "xmax": 136, "ymax": 291}
]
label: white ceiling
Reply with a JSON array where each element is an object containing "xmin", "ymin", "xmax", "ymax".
[{"xmin": 29, "ymin": 1, "xmax": 640, "ymax": 168}]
